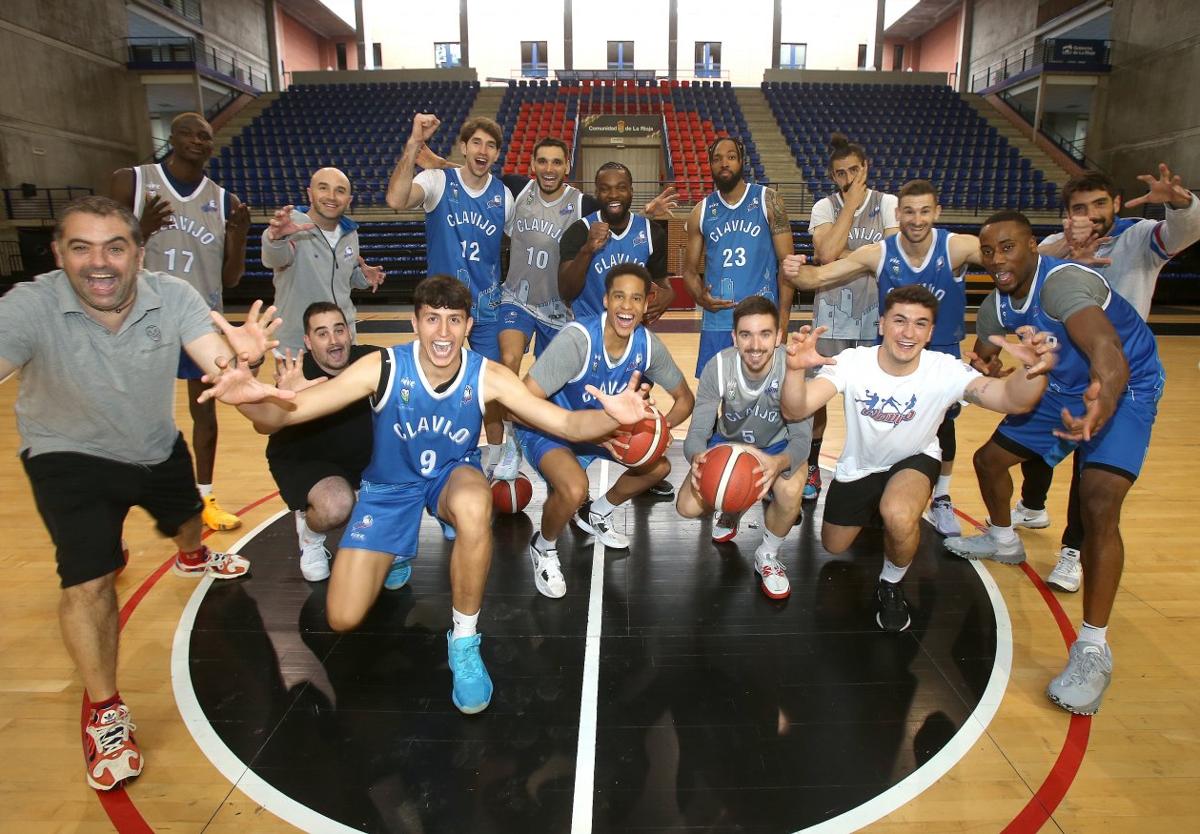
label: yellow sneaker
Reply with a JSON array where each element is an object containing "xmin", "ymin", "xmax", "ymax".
[{"xmin": 201, "ymin": 494, "xmax": 242, "ymax": 531}]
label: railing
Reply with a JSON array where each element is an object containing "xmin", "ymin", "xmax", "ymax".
[
  {"xmin": 150, "ymin": 0, "xmax": 202, "ymax": 24},
  {"xmin": 971, "ymin": 38, "xmax": 1111, "ymax": 92},
  {"xmin": 0, "ymin": 240, "xmax": 22, "ymax": 278},
  {"xmin": 2, "ymin": 186, "xmax": 95, "ymax": 221},
  {"xmin": 125, "ymin": 36, "xmax": 269, "ymax": 91},
  {"xmin": 998, "ymin": 90, "xmax": 1106, "ymax": 172}
]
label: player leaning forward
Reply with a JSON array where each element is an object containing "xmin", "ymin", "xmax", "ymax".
[
  {"xmin": 778, "ymin": 284, "xmax": 1059, "ymax": 632},
  {"xmin": 206, "ymin": 275, "xmax": 652, "ymax": 714}
]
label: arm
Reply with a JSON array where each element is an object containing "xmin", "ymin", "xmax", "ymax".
[
  {"xmin": 221, "ymin": 195, "xmax": 250, "ymax": 288},
  {"xmin": 1038, "ymin": 228, "xmax": 1074, "ymax": 258},
  {"xmin": 661, "ymin": 377, "xmax": 695, "ymax": 431},
  {"xmin": 237, "ymin": 350, "xmax": 381, "ymax": 432},
  {"xmin": 680, "ymin": 203, "xmax": 730, "ymax": 313},
  {"xmin": 948, "ymin": 233, "xmax": 983, "ymax": 269},
  {"xmin": 260, "ymin": 206, "xmax": 311, "ymax": 269},
  {"xmin": 490, "ymin": 362, "xmax": 649, "ymax": 442},
  {"xmin": 644, "ymin": 222, "xmax": 674, "ymax": 321},
  {"xmin": 963, "ymin": 329, "xmax": 1057, "ymax": 414},
  {"xmin": 783, "ymin": 243, "xmax": 879, "ymax": 291},
  {"xmin": 384, "ymin": 114, "xmax": 439, "ymax": 210},
  {"xmin": 767, "ymin": 187, "xmax": 796, "ymax": 337},
  {"xmin": 111, "ymin": 167, "xmax": 171, "ymax": 242},
  {"xmin": 682, "ymin": 363, "xmax": 721, "ymax": 463},
  {"xmin": 1129, "ymin": 164, "xmax": 1200, "ymax": 253},
  {"xmin": 1059, "ymin": 306, "xmax": 1129, "ymax": 439},
  {"xmin": 965, "ymin": 291, "xmax": 1007, "ymax": 376},
  {"xmin": 557, "ymin": 220, "xmax": 599, "ymax": 303},
  {"xmin": 780, "ymin": 326, "xmax": 839, "ymax": 420}
]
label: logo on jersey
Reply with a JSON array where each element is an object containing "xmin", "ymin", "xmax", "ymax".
[
  {"xmin": 487, "ymin": 194, "xmax": 503, "ymax": 209},
  {"xmin": 349, "ymin": 513, "xmax": 374, "ymax": 540},
  {"xmin": 633, "ymin": 230, "xmax": 647, "ymax": 247},
  {"xmin": 145, "ymin": 183, "xmax": 160, "ymax": 194},
  {"xmin": 869, "ymin": 204, "xmax": 881, "ymax": 218},
  {"xmin": 634, "ymin": 352, "xmax": 643, "ymax": 366},
  {"xmin": 856, "ymin": 390, "xmax": 918, "ymax": 426},
  {"xmin": 889, "ymin": 258, "xmax": 902, "ymax": 274},
  {"xmin": 591, "ymin": 354, "xmax": 601, "ymax": 374},
  {"xmin": 747, "ymin": 196, "xmax": 760, "ymax": 212},
  {"xmin": 710, "ymin": 203, "xmax": 718, "ymax": 217},
  {"xmin": 202, "ymin": 199, "xmax": 217, "ymax": 213},
  {"xmin": 936, "ymin": 257, "xmax": 945, "ymax": 271},
  {"xmin": 462, "ymin": 384, "xmax": 474, "ymax": 405},
  {"xmin": 767, "ymin": 378, "xmax": 780, "ymax": 396},
  {"xmin": 400, "ymin": 376, "xmax": 415, "ymax": 404}
]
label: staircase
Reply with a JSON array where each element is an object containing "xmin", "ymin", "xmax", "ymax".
[
  {"xmin": 961, "ymin": 93, "xmax": 1074, "ymax": 186},
  {"xmin": 465, "ymin": 87, "xmax": 506, "ymax": 129},
  {"xmin": 212, "ymin": 92, "xmax": 279, "ymax": 155},
  {"xmin": 734, "ymin": 88, "xmax": 811, "ymax": 214}
]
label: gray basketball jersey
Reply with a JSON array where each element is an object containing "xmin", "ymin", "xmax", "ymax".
[
  {"xmin": 813, "ymin": 189, "xmax": 888, "ymax": 341},
  {"xmin": 713, "ymin": 345, "xmax": 789, "ymax": 449},
  {"xmin": 501, "ymin": 179, "xmax": 583, "ymax": 326},
  {"xmin": 134, "ymin": 164, "xmax": 227, "ymax": 312}
]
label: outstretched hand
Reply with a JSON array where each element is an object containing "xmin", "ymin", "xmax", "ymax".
[
  {"xmin": 210, "ymin": 299, "xmax": 281, "ymax": 366},
  {"xmin": 198, "ymin": 357, "xmax": 296, "ymax": 406},
  {"xmin": 1124, "ymin": 162, "xmax": 1195, "ymax": 210},
  {"xmin": 273, "ymin": 349, "xmax": 327, "ymax": 393},
  {"xmin": 225, "ymin": 202, "xmax": 251, "ymax": 238},
  {"xmin": 140, "ymin": 193, "xmax": 173, "ymax": 240},
  {"xmin": 357, "ymin": 255, "xmax": 386, "ymax": 292},
  {"xmin": 784, "ymin": 325, "xmax": 833, "ymax": 372},
  {"xmin": 644, "ymin": 185, "xmax": 679, "ymax": 219},
  {"xmin": 1054, "ymin": 380, "xmax": 1107, "ymax": 442},
  {"xmin": 986, "ymin": 325, "xmax": 1058, "ymax": 378},
  {"xmin": 587, "ymin": 370, "xmax": 656, "ymax": 425},
  {"xmin": 266, "ymin": 205, "xmax": 315, "ymax": 241},
  {"xmin": 963, "ymin": 349, "xmax": 1012, "ymax": 378}
]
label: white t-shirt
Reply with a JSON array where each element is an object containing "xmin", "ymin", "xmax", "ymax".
[
  {"xmin": 413, "ymin": 168, "xmax": 515, "ymax": 232},
  {"xmin": 817, "ymin": 346, "xmax": 979, "ymax": 482},
  {"xmin": 320, "ymin": 227, "xmax": 341, "ymax": 249}
]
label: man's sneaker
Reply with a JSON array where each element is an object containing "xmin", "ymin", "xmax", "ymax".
[
  {"xmin": 84, "ymin": 702, "xmax": 143, "ymax": 791},
  {"xmin": 201, "ymin": 494, "xmax": 242, "ymax": 531},
  {"xmin": 1012, "ymin": 500, "xmax": 1051, "ymax": 529},
  {"xmin": 173, "ymin": 547, "xmax": 250, "ymax": 579},
  {"xmin": 572, "ymin": 500, "xmax": 630, "ymax": 549},
  {"xmin": 447, "ymin": 631, "xmax": 493, "ymax": 714},
  {"xmin": 875, "ymin": 580, "xmax": 911, "ymax": 632},
  {"xmin": 492, "ymin": 434, "xmax": 522, "ymax": 481},
  {"xmin": 753, "ymin": 551, "xmax": 791, "ymax": 599},
  {"xmin": 300, "ymin": 544, "xmax": 331, "ymax": 582},
  {"xmin": 647, "ymin": 479, "xmax": 675, "ymax": 499},
  {"xmin": 1046, "ymin": 546, "xmax": 1082, "ymax": 592},
  {"xmin": 944, "ymin": 527, "xmax": 1027, "ymax": 565},
  {"xmin": 803, "ymin": 464, "xmax": 822, "ymax": 501},
  {"xmin": 928, "ymin": 494, "xmax": 962, "ymax": 537},
  {"xmin": 530, "ymin": 534, "xmax": 566, "ymax": 598},
  {"xmin": 711, "ymin": 511, "xmax": 742, "ymax": 543},
  {"xmin": 383, "ymin": 557, "xmax": 412, "ymax": 591},
  {"xmin": 1047, "ymin": 639, "xmax": 1113, "ymax": 715}
]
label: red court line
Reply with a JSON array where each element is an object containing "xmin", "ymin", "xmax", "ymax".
[{"xmin": 87, "ymin": 492, "xmax": 279, "ymax": 833}]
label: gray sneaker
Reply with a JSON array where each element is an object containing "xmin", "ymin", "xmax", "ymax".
[
  {"xmin": 492, "ymin": 434, "xmax": 522, "ymax": 481},
  {"xmin": 572, "ymin": 500, "xmax": 630, "ymax": 549},
  {"xmin": 1046, "ymin": 546, "xmax": 1082, "ymax": 592},
  {"xmin": 1047, "ymin": 639, "xmax": 1113, "ymax": 715},
  {"xmin": 1012, "ymin": 500, "xmax": 1051, "ymax": 529},
  {"xmin": 944, "ymin": 527, "xmax": 1027, "ymax": 564},
  {"xmin": 928, "ymin": 494, "xmax": 962, "ymax": 537}
]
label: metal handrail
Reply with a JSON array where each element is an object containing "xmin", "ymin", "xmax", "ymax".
[
  {"xmin": 125, "ymin": 36, "xmax": 269, "ymax": 91},
  {"xmin": 2, "ymin": 186, "xmax": 95, "ymax": 221},
  {"xmin": 997, "ymin": 90, "xmax": 1106, "ymax": 173},
  {"xmin": 971, "ymin": 38, "xmax": 1111, "ymax": 92}
]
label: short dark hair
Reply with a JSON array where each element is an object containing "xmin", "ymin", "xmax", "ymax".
[
  {"xmin": 828, "ymin": 132, "xmax": 867, "ymax": 168},
  {"xmin": 707, "ymin": 135, "xmax": 745, "ymax": 164},
  {"xmin": 170, "ymin": 111, "xmax": 209, "ymax": 134},
  {"xmin": 605, "ymin": 262, "xmax": 653, "ymax": 293},
  {"xmin": 898, "ymin": 179, "xmax": 938, "ymax": 202},
  {"xmin": 303, "ymin": 301, "xmax": 345, "ymax": 333},
  {"xmin": 458, "ymin": 116, "xmax": 502, "ymax": 148},
  {"xmin": 532, "ymin": 136, "xmax": 569, "ymax": 160},
  {"xmin": 54, "ymin": 196, "xmax": 143, "ymax": 247},
  {"xmin": 733, "ymin": 295, "xmax": 779, "ymax": 328},
  {"xmin": 595, "ymin": 161, "xmax": 633, "ymax": 183},
  {"xmin": 883, "ymin": 284, "xmax": 939, "ymax": 317},
  {"xmin": 1062, "ymin": 171, "xmax": 1118, "ymax": 206},
  {"xmin": 981, "ymin": 209, "xmax": 1034, "ymax": 234},
  {"xmin": 413, "ymin": 274, "xmax": 472, "ymax": 314}
]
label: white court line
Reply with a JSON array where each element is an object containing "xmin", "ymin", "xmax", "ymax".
[
  {"xmin": 171, "ymin": 508, "xmax": 363, "ymax": 834},
  {"xmin": 569, "ymin": 458, "xmax": 611, "ymax": 834}
]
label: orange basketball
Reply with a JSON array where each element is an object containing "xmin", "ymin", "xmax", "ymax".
[
  {"xmin": 697, "ymin": 444, "xmax": 760, "ymax": 513},
  {"xmin": 492, "ymin": 475, "xmax": 533, "ymax": 514},
  {"xmin": 612, "ymin": 408, "xmax": 671, "ymax": 468}
]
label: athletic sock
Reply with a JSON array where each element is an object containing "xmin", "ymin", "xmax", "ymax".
[
  {"xmin": 934, "ymin": 475, "xmax": 952, "ymax": 497},
  {"xmin": 534, "ymin": 532, "xmax": 556, "ymax": 553},
  {"xmin": 807, "ymin": 437, "xmax": 823, "ymax": 468},
  {"xmin": 295, "ymin": 511, "xmax": 325, "ymax": 549},
  {"xmin": 592, "ymin": 495, "xmax": 616, "ymax": 517},
  {"xmin": 89, "ymin": 692, "xmax": 122, "ymax": 712},
  {"xmin": 879, "ymin": 558, "xmax": 910, "ymax": 585},
  {"xmin": 989, "ymin": 523, "xmax": 1018, "ymax": 544},
  {"xmin": 481, "ymin": 444, "xmax": 497, "ymax": 471},
  {"xmin": 757, "ymin": 528, "xmax": 786, "ymax": 558},
  {"xmin": 198, "ymin": 483, "xmax": 213, "ymax": 498},
  {"xmin": 178, "ymin": 545, "xmax": 209, "ymax": 567},
  {"xmin": 451, "ymin": 607, "xmax": 480, "ymax": 640},
  {"xmin": 1078, "ymin": 621, "xmax": 1108, "ymax": 646}
]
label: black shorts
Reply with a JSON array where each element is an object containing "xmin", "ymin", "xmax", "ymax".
[
  {"xmin": 21, "ymin": 434, "xmax": 203, "ymax": 588},
  {"xmin": 268, "ymin": 456, "xmax": 362, "ymax": 511},
  {"xmin": 822, "ymin": 453, "xmax": 941, "ymax": 529}
]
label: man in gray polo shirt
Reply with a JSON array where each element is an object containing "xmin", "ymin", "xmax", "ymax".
[{"xmin": 0, "ymin": 196, "xmax": 285, "ymax": 792}]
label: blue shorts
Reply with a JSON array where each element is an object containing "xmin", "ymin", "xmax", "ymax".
[
  {"xmin": 995, "ymin": 382, "xmax": 1162, "ymax": 480},
  {"xmin": 696, "ymin": 330, "xmax": 734, "ymax": 378},
  {"xmin": 706, "ymin": 435, "xmax": 788, "ymax": 456},
  {"xmin": 338, "ymin": 453, "xmax": 481, "ymax": 558},
  {"xmin": 177, "ymin": 349, "xmax": 205, "ymax": 381},
  {"xmin": 498, "ymin": 303, "xmax": 564, "ymax": 359},
  {"xmin": 517, "ymin": 426, "xmax": 610, "ymax": 476},
  {"xmin": 468, "ymin": 319, "xmax": 502, "ymax": 362}
]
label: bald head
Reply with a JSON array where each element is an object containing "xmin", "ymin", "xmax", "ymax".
[
  {"xmin": 310, "ymin": 167, "xmax": 351, "ymax": 192},
  {"xmin": 306, "ymin": 167, "xmax": 353, "ymax": 227}
]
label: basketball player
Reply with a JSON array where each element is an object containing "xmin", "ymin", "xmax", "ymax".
[
  {"xmin": 205, "ymin": 275, "xmax": 652, "ymax": 713},
  {"xmin": 386, "ymin": 113, "xmax": 514, "ymax": 473},
  {"xmin": 111, "ymin": 111, "xmax": 251, "ymax": 532},
  {"xmin": 944, "ymin": 211, "xmax": 1164, "ymax": 716},
  {"xmin": 678, "ymin": 296, "xmax": 811, "ymax": 600},
  {"xmin": 1002, "ymin": 165, "xmax": 1199, "ymax": 592},
  {"xmin": 779, "ymin": 285, "xmax": 1058, "ymax": 632},
  {"xmin": 266, "ymin": 303, "xmax": 381, "ymax": 582},
  {"xmin": 0, "ymin": 197, "xmax": 285, "ymax": 790},
  {"xmin": 803, "ymin": 134, "xmax": 898, "ymax": 503},
  {"xmin": 262, "ymin": 168, "xmax": 386, "ymax": 355},
  {"xmin": 518, "ymin": 264, "xmax": 694, "ymax": 598},
  {"xmin": 682, "ymin": 136, "xmax": 796, "ymax": 377},
  {"xmin": 784, "ymin": 180, "xmax": 977, "ymax": 537}
]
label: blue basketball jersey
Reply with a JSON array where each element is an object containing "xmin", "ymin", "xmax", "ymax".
[
  {"xmin": 575, "ymin": 213, "xmax": 653, "ymax": 318},
  {"xmin": 361, "ymin": 342, "xmax": 487, "ymax": 484},
  {"xmin": 550, "ymin": 314, "xmax": 653, "ymax": 410},
  {"xmin": 698, "ymin": 183, "xmax": 779, "ymax": 332},
  {"xmin": 994, "ymin": 255, "xmax": 1162, "ymax": 397},
  {"xmin": 425, "ymin": 169, "xmax": 508, "ymax": 324},
  {"xmin": 876, "ymin": 228, "xmax": 966, "ymax": 355}
]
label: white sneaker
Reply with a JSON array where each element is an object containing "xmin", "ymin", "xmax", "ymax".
[
  {"xmin": 1046, "ymin": 546, "xmax": 1082, "ymax": 592},
  {"xmin": 493, "ymin": 434, "xmax": 522, "ymax": 481},
  {"xmin": 928, "ymin": 494, "xmax": 962, "ymax": 537},
  {"xmin": 1012, "ymin": 500, "xmax": 1051, "ymax": 529},
  {"xmin": 529, "ymin": 534, "xmax": 566, "ymax": 598},
  {"xmin": 572, "ymin": 501, "xmax": 630, "ymax": 549},
  {"xmin": 300, "ymin": 544, "xmax": 331, "ymax": 582},
  {"xmin": 711, "ymin": 510, "xmax": 742, "ymax": 543},
  {"xmin": 753, "ymin": 550, "xmax": 791, "ymax": 599}
]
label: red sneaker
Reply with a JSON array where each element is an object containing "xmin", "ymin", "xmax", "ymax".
[
  {"xmin": 173, "ymin": 547, "xmax": 250, "ymax": 579},
  {"xmin": 84, "ymin": 702, "xmax": 143, "ymax": 791}
]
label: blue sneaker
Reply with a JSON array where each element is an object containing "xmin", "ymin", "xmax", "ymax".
[
  {"xmin": 383, "ymin": 558, "xmax": 412, "ymax": 590},
  {"xmin": 447, "ymin": 631, "xmax": 493, "ymax": 714},
  {"xmin": 803, "ymin": 464, "xmax": 821, "ymax": 501}
]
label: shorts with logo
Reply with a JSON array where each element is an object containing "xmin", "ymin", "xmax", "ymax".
[
  {"xmin": 338, "ymin": 451, "xmax": 482, "ymax": 558},
  {"xmin": 822, "ymin": 452, "xmax": 941, "ymax": 528},
  {"xmin": 498, "ymin": 302, "xmax": 566, "ymax": 359}
]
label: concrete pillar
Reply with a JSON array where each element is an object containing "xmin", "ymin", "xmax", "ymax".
[
  {"xmin": 772, "ymin": 0, "xmax": 781, "ymax": 69},
  {"xmin": 958, "ymin": 0, "xmax": 974, "ymax": 93},
  {"xmin": 564, "ymin": 0, "xmax": 573, "ymax": 70},
  {"xmin": 873, "ymin": 0, "xmax": 886, "ymax": 70},
  {"xmin": 668, "ymin": 0, "xmax": 677, "ymax": 79},
  {"xmin": 459, "ymin": 0, "xmax": 469, "ymax": 67},
  {"xmin": 355, "ymin": 0, "xmax": 365, "ymax": 70}
]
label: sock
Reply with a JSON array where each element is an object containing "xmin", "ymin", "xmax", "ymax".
[
  {"xmin": 451, "ymin": 607, "xmax": 479, "ymax": 639},
  {"xmin": 989, "ymin": 523, "xmax": 1018, "ymax": 544},
  {"xmin": 481, "ymin": 444, "xmax": 497, "ymax": 469},
  {"xmin": 592, "ymin": 494, "xmax": 616, "ymax": 517},
  {"xmin": 89, "ymin": 692, "xmax": 122, "ymax": 712},
  {"xmin": 758, "ymin": 528, "xmax": 785, "ymax": 557},
  {"xmin": 198, "ymin": 483, "xmax": 213, "ymax": 498},
  {"xmin": 807, "ymin": 437, "xmax": 823, "ymax": 468},
  {"xmin": 534, "ymin": 532, "xmax": 556, "ymax": 552},
  {"xmin": 503, "ymin": 420, "xmax": 514, "ymax": 440},
  {"xmin": 1078, "ymin": 621, "xmax": 1107, "ymax": 646},
  {"xmin": 935, "ymin": 475, "xmax": 952, "ymax": 498},
  {"xmin": 879, "ymin": 558, "xmax": 910, "ymax": 584},
  {"xmin": 178, "ymin": 545, "xmax": 209, "ymax": 566},
  {"xmin": 295, "ymin": 511, "xmax": 326, "ymax": 549}
]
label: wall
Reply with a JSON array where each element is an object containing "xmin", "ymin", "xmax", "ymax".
[
  {"xmin": 780, "ymin": 0, "xmax": 880, "ymax": 71},
  {"xmin": 277, "ymin": 6, "xmax": 323, "ymax": 75},
  {"xmin": 363, "ymin": 2, "xmax": 458, "ymax": 70},
  {"xmin": 762, "ymin": 69, "xmax": 948, "ymax": 85},
  {"xmin": 916, "ymin": 5, "xmax": 962, "ymax": 75},
  {"xmin": 677, "ymin": 0, "xmax": 774, "ymax": 86},
  {"xmin": 467, "ymin": 0, "xmax": 560, "ymax": 80},
  {"xmin": 571, "ymin": 0, "xmax": 670, "ymax": 74},
  {"xmin": 968, "ymin": 0, "xmax": 1038, "ymax": 84}
]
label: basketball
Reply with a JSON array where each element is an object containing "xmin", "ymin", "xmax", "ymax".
[
  {"xmin": 697, "ymin": 444, "xmax": 761, "ymax": 514},
  {"xmin": 492, "ymin": 475, "xmax": 533, "ymax": 514},
  {"xmin": 611, "ymin": 409, "xmax": 671, "ymax": 468}
]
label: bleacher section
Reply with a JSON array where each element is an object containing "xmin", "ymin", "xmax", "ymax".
[{"xmin": 764, "ymin": 82, "xmax": 1060, "ymax": 212}]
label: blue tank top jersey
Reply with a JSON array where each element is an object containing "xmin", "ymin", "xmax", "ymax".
[
  {"xmin": 551, "ymin": 314, "xmax": 653, "ymax": 411},
  {"xmin": 576, "ymin": 213, "xmax": 653, "ymax": 319},
  {"xmin": 876, "ymin": 228, "xmax": 966, "ymax": 355},
  {"xmin": 994, "ymin": 255, "xmax": 1162, "ymax": 397},
  {"xmin": 361, "ymin": 342, "xmax": 487, "ymax": 484},
  {"xmin": 425, "ymin": 169, "xmax": 508, "ymax": 324},
  {"xmin": 698, "ymin": 183, "xmax": 779, "ymax": 332}
]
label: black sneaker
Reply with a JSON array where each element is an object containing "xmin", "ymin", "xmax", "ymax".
[
  {"xmin": 646, "ymin": 479, "xmax": 675, "ymax": 499},
  {"xmin": 875, "ymin": 580, "xmax": 911, "ymax": 632}
]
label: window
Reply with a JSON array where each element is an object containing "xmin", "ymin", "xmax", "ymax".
[
  {"xmin": 435, "ymin": 42, "xmax": 461, "ymax": 68},
  {"xmin": 779, "ymin": 42, "xmax": 806, "ymax": 70},
  {"xmin": 695, "ymin": 41, "xmax": 721, "ymax": 78},
  {"xmin": 373, "ymin": 42, "xmax": 383, "ymax": 68},
  {"xmin": 335, "ymin": 42, "xmax": 347, "ymax": 70},
  {"xmin": 893, "ymin": 44, "xmax": 904, "ymax": 69},
  {"xmin": 521, "ymin": 40, "xmax": 548, "ymax": 77},
  {"xmin": 607, "ymin": 41, "xmax": 634, "ymax": 70},
  {"xmin": 857, "ymin": 43, "xmax": 868, "ymax": 69}
]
